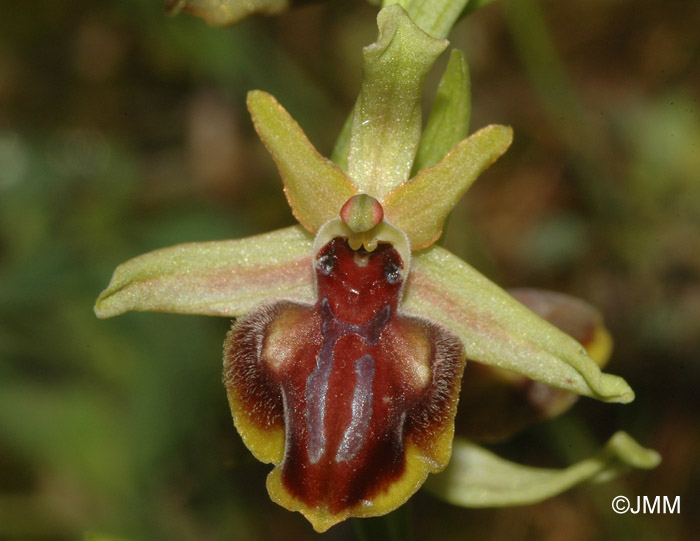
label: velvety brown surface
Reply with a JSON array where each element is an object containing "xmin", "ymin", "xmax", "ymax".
[{"xmin": 224, "ymin": 238, "xmax": 464, "ymax": 513}]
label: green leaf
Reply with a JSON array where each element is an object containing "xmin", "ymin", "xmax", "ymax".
[
  {"xmin": 347, "ymin": 5, "xmax": 448, "ymax": 200},
  {"xmin": 0, "ymin": 383, "xmax": 133, "ymax": 498},
  {"xmin": 414, "ymin": 49, "xmax": 471, "ymax": 172},
  {"xmin": 384, "ymin": 125, "xmax": 512, "ymax": 249},
  {"xmin": 95, "ymin": 226, "xmax": 315, "ymax": 319},
  {"xmin": 425, "ymin": 432, "xmax": 661, "ymax": 507},
  {"xmin": 247, "ymin": 90, "xmax": 358, "ymax": 233},
  {"xmin": 403, "ymin": 245, "xmax": 635, "ymax": 402},
  {"xmin": 166, "ymin": 0, "xmax": 289, "ymax": 26}
]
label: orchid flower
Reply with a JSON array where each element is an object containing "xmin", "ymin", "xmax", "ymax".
[{"xmin": 95, "ymin": 6, "xmax": 658, "ymax": 533}]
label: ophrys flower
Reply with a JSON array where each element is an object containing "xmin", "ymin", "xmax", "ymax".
[{"xmin": 95, "ymin": 5, "xmax": 655, "ymax": 532}]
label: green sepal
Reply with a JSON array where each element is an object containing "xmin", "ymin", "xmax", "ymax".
[
  {"xmin": 347, "ymin": 5, "xmax": 448, "ymax": 200},
  {"xmin": 381, "ymin": 0, "xmax": 471, "ymax": 38},
  {"xmin": 414, "ymin": 49, "xmax": 471, "ymax": 172},
  {"xmin": 95, "ymin": 226, "xmax": 315, "ymax": 319},
  {"xmin": 247, "ymin": 90, "xmax": 358, "ymax": 233},
  {"xmin": 403, "ymin": 245, "xmax": 635, "ymax": 402},
  {"xmin": 384, "ymin": 125, "xmax": 512, "ymax": 250},
  {"xmin": 458, "ymin": 288, "xmax": 614, "ymax": 442},
  {"xmin": 425, "ymin": 432, "xmax": 661, "ymax": 507}
]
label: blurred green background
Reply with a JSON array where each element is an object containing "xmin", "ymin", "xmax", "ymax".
[{"xmin": 0, "ymin": 0, "xmax": 698, "ymax": 539}]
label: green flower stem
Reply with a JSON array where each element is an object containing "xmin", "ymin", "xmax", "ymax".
[{"xmin": 352, "ymin": 502, "xmax": 412, "ymax": 541}]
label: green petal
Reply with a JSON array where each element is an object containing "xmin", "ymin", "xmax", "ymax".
[
  {"xmin": 347, "ymin": 5, "xmax": 448, "ymax": 200},
  {"xmin": 384, "ymin": 125, "xmax": 512, "ymax": 250},
  {"xmin": 413, "ymin": 49, "xmax": 471, "ymax": 172},
  {"xmin": 247, "ymin": 90, "xmax": 358, "ymax": 233},
  {"xmin": 166, "ymin": 0, "xmax": 289, "ymax": 26},
  {"xmin": 330, "ymin": 111, "xmax": 353, "ymax": 172},
  {"xmin": 403, "ymin": 246, "xmax": 635, "ymax": 402},
  {"xmin": 425, "ymin": 432, "xmax": 661, "ymax": 507},
  {"xmin": 95, "ymin": 226, "xmax": 315, "ymax": 319}
]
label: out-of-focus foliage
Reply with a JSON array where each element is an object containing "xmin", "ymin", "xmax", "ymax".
[
  {"xmin": 166, "ymin": 0, "xmax": 291, "ymax": 27},
  {"xmin": 0, "ymin": 0, "xmax": 698, "ymax": 539}
]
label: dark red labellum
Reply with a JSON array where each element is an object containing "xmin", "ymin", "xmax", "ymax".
[{"xmin": 224, "ymin": 237, "xmax": 464, "ymax": 523}]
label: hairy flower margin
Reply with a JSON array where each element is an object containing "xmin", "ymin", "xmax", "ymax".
[{"xmin": 96, "ymin": 5, "xmax": 659, "ymax": 533}]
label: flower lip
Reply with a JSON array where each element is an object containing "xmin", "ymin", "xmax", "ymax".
[{"xmin": 224, "ymin": 234, "xmax": 466, "ymax": 532}]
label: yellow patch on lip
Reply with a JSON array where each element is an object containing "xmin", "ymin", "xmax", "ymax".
[{"xmin": 266, "ymin": 443, "xmax": 445, "ymax": 533}]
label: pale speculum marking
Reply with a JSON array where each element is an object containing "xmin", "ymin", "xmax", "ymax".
[
  {"xmin": 305, "ymin": 298, "xmax": 390, "ymax": 464},
  {"xmin": 336, "ymin": 354, "xmax": 375, "ymax": 463}
]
